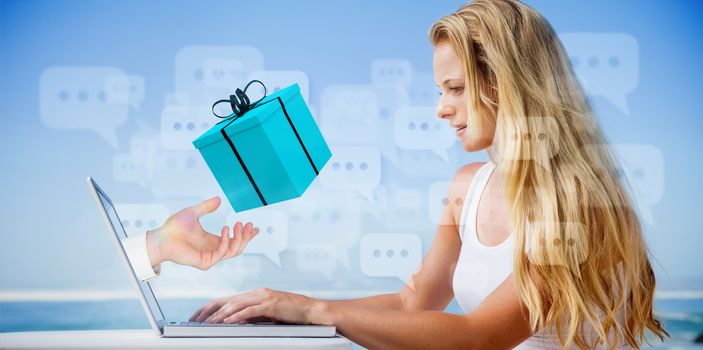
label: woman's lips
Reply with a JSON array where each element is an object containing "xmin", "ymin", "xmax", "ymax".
[{"xmin": 455, "ymin": 125, "xmax": 467, "ymax": 136}]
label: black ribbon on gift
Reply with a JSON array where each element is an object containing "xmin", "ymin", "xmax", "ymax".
[{"xmin": 211, "ymin": 80, "xmax": 319, "ymax": 207}]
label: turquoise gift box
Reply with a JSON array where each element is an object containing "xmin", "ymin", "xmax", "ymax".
[{"xmin": 193, "ymin": 83, "xmax": 331, "ymax": 212}]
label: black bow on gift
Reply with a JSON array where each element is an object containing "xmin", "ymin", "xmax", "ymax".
[{"xmin": 211, "ymin": 80, "xmax": 268, "ymax": 120}]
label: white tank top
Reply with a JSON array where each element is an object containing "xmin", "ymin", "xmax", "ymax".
[{"xmin": 451, "ymin": 162, "xmax": 631, "ymax": 349}]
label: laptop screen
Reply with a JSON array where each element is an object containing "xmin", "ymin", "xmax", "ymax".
[{"xmin": 93, "ymin": 180, "xmax": 166, "ymax": 323}]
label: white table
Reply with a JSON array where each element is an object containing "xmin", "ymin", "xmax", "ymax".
[{"xmin": 0, "ymin": 329, "xmax": 354, "ymax": 349}]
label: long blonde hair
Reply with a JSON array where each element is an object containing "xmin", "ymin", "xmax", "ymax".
[{"xmin": 429, "ymin": 1, "xmax": 667, "ymax": 348}]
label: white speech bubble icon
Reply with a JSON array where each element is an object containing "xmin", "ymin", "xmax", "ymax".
[
  {"xmin": 174, "ymin": 46, "xmax": 264, "ymax": 106},
  {"xmin": 160, "ymin": 106, "xmax": 213, "ymax": 150},
  {"xmin": 559, "ymin": 33, "xmax": 638, "ymax": 115},
  {"xmin": 318, "ymin": 146, "xmax": 381, "ymax": 201},
  {"xmin": 371, "ymin": 58, "xmax": 413, "ymax": 87},
  {"xmin": 319, "ymin": 85, "xmax": 380, "ymax": 145},
  {"xmin": 40, "ymin": 66, "xmax": 129, "ymax": 148},
  {"xmin": 127, "ymin": 75, "xmax": 145, "ymax": 111},
  {"xmin": 296, "ymin": 243, "xmax": 338, "ymax": 279},
  {"xmin": 613, "ymin": 144, "xmax": 664, "ymax": 227},
  {"xmin": 247, "ymin": 70, "xmax": 310, "ymax": 103},
  {"xmin": 104, "ymin": 74, "xmax": 130, "ymax": 104},
  {"xmin": 227, "ymin": 209, "xmax": 288, "ymax": 268},
  {"xmin": 407, "ymin": 71, "xmax": 440, "ymax": 106},
  {"xmin": 164, "ymin": 92, "xmax": 190, "ymax": 108},
  {"xmin": 526, "ymin": 221, "xmax": 588, "ymax": 267},
  {"xmin": 375, "ymin": 86, "xmax": 409, "ymax": 167},
  {"xmin": 374, "ymin": 188, "xmax": 432, "ymax": 231},
  {"xmin": 396, "ymin": 149, "xmax": 453, "ymax": 179},
  {"xmin": 119, "ymin": 133, "xmax": 159, "ymax": 188},
  {"xmin": 497, "ymin": 116, "xmax": 560, "ymax": 167},
  {"xmin": 113, "ymin": 153, "xmax": 149, "ymax": 188},
  {"xmin": 283, "ymin": 188, "xmax": 362, "ymax": 268},
  {"xmin": 202, "ymin": 59, "xmax": 244, "ymax": 87},
  {"xmin": 394, "ymin": 106, "xmax": 456, "ymax": 162},
  {"xmin": 360, "ymin": 233, "xmax": 422, "ymax": 285},
  {"xmin": 114, "ymin": 203, "xmax": 170, "ymax": 238},
  {"xmin": 369, "ymin": 184, "xmax": 390, "ymax": 212},
  {"xmin": 129, "ymin": 133, "xmax": 159, "ymax": 156},
  {"xmin": 147, "ymin": 149, "xmax": 219, "ymax": 198}
]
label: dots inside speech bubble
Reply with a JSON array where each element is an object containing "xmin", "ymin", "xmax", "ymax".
[
  {"xmin": 202, "ymin": 59, "xmax": 245, "ymax": 87},
  {"xmin": 559, "ymin": 32, "xmax": 639, "ymax": 115},
  {"xmin": 247, "ymin": 70, "xmax": 310, "ymax": 103},
  {"xmin": 174, "ymin": 46, "xmax": 264, "ymax": 106},
  {"xmin": 160, "ymin": 106, "xmax": 213, "ymax": 150},
  {"xmin": 296, "ymin": 243, "xmax": 338, "ymax": 279},
  {"xmin": 428, "ymin": 181, "xmax": 472, "ymax": 226},
  {"xmin": 114, "ymin": 203, "xmax": 170, "ymax": 238},
  {"xmin": 526, "ymin": 221, "xmax": 588, "ymax": 268},
  {"xmin": 112, "ymin": 134, "xmax": 159, "ymax": 188},
  {"xmin": 319, "ymin": 85, "xmax": 380, "ymax": 145},
  {"xmin": 39, "ymin": 66, "xmax": 129, "ymax": 148},
  {"xmin": 371, "ymin": 58, "xmax": 413, "ymax": 87},
  {"xmin": 318, "ymin": 146, "xmax": 382, "ymax": 201},
  {"xmin": 497, "ymin": 116, "xmax": 560, "ymax": 167},
  {"xmin": 227, "ymin": 209, "xmax": 288, "ymax": 268},
  {"xmin": 113, "ymin": 153, "xmax": 149, "ymax": 188},
  {"xmin": 104, "ymin": 74, "xmax": 130, "ymax": 104},
  {"xmin": 360, "ymin": 233, "xmax": 422, "ymax": 285},
  {"xmin": 394, "ymin": 106, "xmax": 456, "ymax": 162}
]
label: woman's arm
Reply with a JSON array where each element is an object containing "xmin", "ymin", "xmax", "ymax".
[
  {"xmin": 208, "ymin": 273, "xmax": 533, "ymax": 350},
  {"xmin": 311, "ymin": 274, "xmax": 533, "ymax": 350},
  {"xmin": 191, "ymin": 163, "xmax": 481, "ymax": 323},
  {"xmin": 322, "ymin": 220, "xmax": 463, "ymax": 313},
  {"xmin": 323, "ymin": 163, "xmax": 481, "ymax": 313}
]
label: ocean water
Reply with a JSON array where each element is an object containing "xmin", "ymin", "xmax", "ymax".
[{"xmin": 1, "ymin": 298, "xmax": 702, "ymax": 349}]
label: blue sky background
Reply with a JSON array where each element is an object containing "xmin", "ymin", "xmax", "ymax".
[{"xmin": 1, "ymin": 0, "xmax": 702, "ymax": 298}]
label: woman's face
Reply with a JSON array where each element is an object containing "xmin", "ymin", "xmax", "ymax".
[{"xmin": 433, "ymin": 40, "xmax": 495, "ymax": 152}]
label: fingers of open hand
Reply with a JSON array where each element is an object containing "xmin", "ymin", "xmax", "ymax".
[
  {"xmin": 191, "ymin": 196, "xmax": 221, "ymax": 218},
  {"xmin": 224, "ymin": 222, "xmax": 244, "ymax": 259},
  {"xmin": 237, "ymin": 222, "xmax": 258, "ymax": 256},
  {"xmin": 223, "ymin": 222, "xmax": 259, "ymax": 259}
]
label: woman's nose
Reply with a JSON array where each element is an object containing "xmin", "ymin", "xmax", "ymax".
[{"xmin": 436, "ymin": 99, "xmax": 453, "ymax": 120}]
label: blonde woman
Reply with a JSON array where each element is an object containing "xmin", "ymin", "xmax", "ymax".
[{"xmin": 188, "ymin": 0, "xmax": 668, "ymax": 348}]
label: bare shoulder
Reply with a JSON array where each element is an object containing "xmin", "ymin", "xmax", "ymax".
[
  {"xmin": 448, "ymin": 162, "xmax": 485, "ymax": 194},
  {"xmin": 445, "ymin": 162, "xmax": 487, "ymax": 224},
  {"xmin": 452, "ymin": 162, "xmax": 485, "ymax": 182}
]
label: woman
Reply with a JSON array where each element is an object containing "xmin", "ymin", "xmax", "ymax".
[{"xmin": 188, "ymin": 0, "xmax": 668, "ymax": 348}]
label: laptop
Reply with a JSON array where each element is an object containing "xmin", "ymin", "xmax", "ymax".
[{"xmin": 86, "ymin": 177, "xmax": 337, "ymax": 337}]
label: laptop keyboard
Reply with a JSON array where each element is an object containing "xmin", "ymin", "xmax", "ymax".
[{"xmin": 168, "ymin": 321, "xmax": 262, "ymax": 327}]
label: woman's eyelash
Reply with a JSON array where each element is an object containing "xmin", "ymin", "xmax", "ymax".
[{"xmin": 438, "ymin": 87, "xmax": 465, "ymax": 95}]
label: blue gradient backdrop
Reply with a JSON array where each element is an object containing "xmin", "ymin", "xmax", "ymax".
[{"xmin": 1, "ymin": 0, "xmax": 702, "ymax": 299}]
